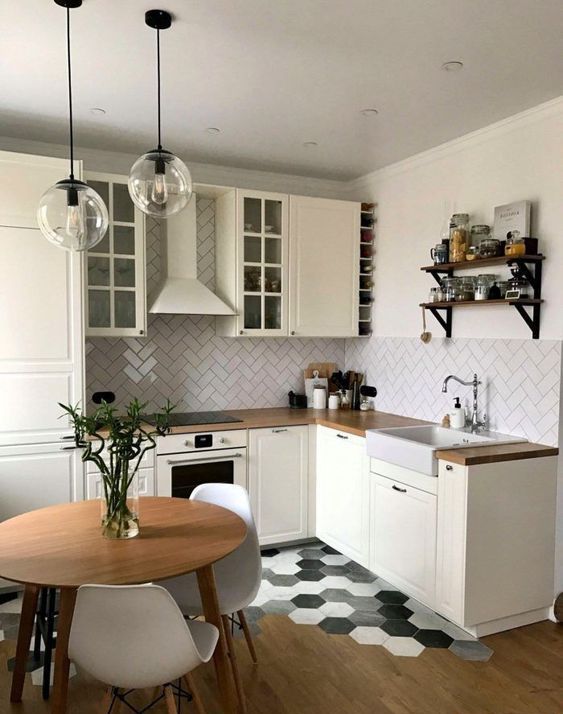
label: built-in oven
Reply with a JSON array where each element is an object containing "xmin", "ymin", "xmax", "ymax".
[{"xmin": 156, "ymin": 429, "xmax": 247, "ymax": 499}]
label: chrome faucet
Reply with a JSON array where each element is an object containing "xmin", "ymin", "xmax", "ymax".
[{"xmin": 442, "ymin": 373, "xmax": 487, "ymax": 433}]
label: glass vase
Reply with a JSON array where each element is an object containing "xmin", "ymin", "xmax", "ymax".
[{"xmin": 100, "ymin": 461, "xmax": 140, "ymax": 539}]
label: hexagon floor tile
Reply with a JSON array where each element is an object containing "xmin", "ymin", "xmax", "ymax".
[{"xmin": 250, "ymin": 540, "xmax": 494, "ymax": 661}]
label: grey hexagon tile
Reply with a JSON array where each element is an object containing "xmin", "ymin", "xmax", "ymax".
[
  {"xmin": 297, "ymin": 559, "xmax": 325, "ymax": 570},
  {"xmin": 321, "ymin": 545, "xmax": 341, "ymax": 555},
  {"xmin": 349, "ymin": 611, "xmax": 386, "ymax": 628},
  {"xmin": 297, "ymin": 549, "xmax": 327, "ymax": 560},
  {"xmin": 378, "ymin": 604, "xmax": 414, "ymax": 620},
  {"xmin": 261, "ymin": 600, "xmax": 296, "ymax": 615},
  {"xmin": 321, "ymin": 554, "xmax": 350, "ymax": 566},
  {"xmin": 383, "ymin": 637, "xmax": 425, "ymax": 657},
  {"xmin": 319, "ymin": 602, "xmax": 354, "ymax": 618},
  {"xmin": 439, "ymin": 621, "xmax": 478, "ymax": 642},
  {"xmin": 295, "ymin": 570, "xmax": 325, "ymax": 582},
  {"xmin": 244, "ymin": 606, "xmax": 265, "ymax": 623},
  {"xmin": 261, "ymin": 568, "xmax": 275, "ymax": 581},
  {"xmin": 376, "ymin": 590, "xmax": 409, "ymax": 605},
  {"xmin": 321, "ymin": 565, "xmax": 351, "ymax": 577},
  {"xmin": 289, "ymin": 608, "xmax": 325, "ymax": 625},
  {"xmin": 291, "ymin": 594, "xmax": 325, "ymax": 609},
  {"xmin": 319, "ymin": 617, "xmax": 356, "ymax": 635},
  {"xmin": 381, "ymin": 620, "xmax": 418, "ymax": 637},
  {"xmin": 409, "ymin": 611, "xmax": 451, "ymax": 631},
  {"xmin": 449, "ymin": 640, "xmax": 493, "ymax": 662},
  {"xmin": 350, "ymin": 626, "xmax": 389, "ymax": 645},
  {"xmin": 346, "ymin": 596, "xmax": 382, "ymax": 613},
  {"xmin": 347, "ymin": 570, "xmax": 377, "ymax": 583},
  {"xmin": 319, "ymin": 588, "xmax": 353, "ymax": 603},
  {"xmin": 320, "ymin": 576, "xmax": 351, "ymax": 589}
]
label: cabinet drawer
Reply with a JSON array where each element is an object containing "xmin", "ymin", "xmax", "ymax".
[
  {"xmin": 157, "ymin": 429, "xmax": 247, "ymax": 455},
  {"xmin": 438, "ymin": 460, "xmax": 466, "ymax": 480},
  {"xmin": 85, "ymin": 467, "xmax": 154, "ymax": 500},
  {"xmin": 86, "ymin": 445, "xmax": 155, "ymax": 473}
]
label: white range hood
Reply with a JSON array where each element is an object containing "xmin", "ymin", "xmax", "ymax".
[{"xmin": 149, "ymin": 194, "xmax": 236, "ymax": 316}]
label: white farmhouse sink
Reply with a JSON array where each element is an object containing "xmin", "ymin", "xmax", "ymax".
[{"xmin": 366, "ymin": 425, "xmax": 526, "ymax": 476}]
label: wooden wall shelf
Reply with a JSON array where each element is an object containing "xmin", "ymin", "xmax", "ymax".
[{"xmin": 420, "ymin": 254, "xmax": 544, "ymax": 339}]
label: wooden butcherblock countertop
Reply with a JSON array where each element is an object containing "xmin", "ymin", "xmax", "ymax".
[{"xmin": 165, "ymin": 407, "xmax": 557, "ymax": 464}]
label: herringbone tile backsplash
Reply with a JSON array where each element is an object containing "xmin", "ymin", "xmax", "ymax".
[
  {"xmin": 346, "ymin": 336, "xmax": 561, "ymax": 446},
  {"xmin": 87, "ymin": 198, "xmax": 561, "ymax": 445},
  {"xmin": 86, "ymin": 199, "xmax": 345, "ymax": 413}
]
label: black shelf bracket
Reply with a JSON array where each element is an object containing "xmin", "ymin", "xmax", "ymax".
[
  {"xmin": 513, "ymin": 302, "xmax": 541, "ymax": 339},
  {"xmin": 428, "ymin": 306, "xmax": 452, "ymax": 338}
]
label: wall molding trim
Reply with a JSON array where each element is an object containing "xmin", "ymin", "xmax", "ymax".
[{"xmin": 348, "ymin": 96, "xmax": 563, "ymax": 192}]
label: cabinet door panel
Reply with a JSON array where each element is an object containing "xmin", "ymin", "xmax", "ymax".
[
  {"xmin": 249, "ymin": 426, "xmax": 308, "ymax": 545},
  {"xmin": 85, "ymin": 467, "xmax": 154, "ymax": 500},
  {"xmin": 289, "ymin": 196, "xmax": 359, "ymax": 337},
  {"xmin": 316, "ymin": 428, "xmax": 369, "ymax": 566},
  {"xmin": 370, "ymin": 473, "xmax": 436, "ymax": 607}
]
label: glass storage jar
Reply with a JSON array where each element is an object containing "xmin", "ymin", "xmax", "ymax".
[
  {"xmin": 466, "ymin": 245, "xmax": 480, "ymax": 261},
  {"xmin": 441, "ymin": 277, "xmax": 461, "ymax": 302},
  {"xmin": 475, "ymin": 274, "xmax": 496, "ymax": 300},
  {"xmin": 460, "ymin": 277, "xmax": 476, "ymax": 301},
  {"xmin": 470, "ymin": 224, "xmax": 491, "ymax": 246},
  {"xmin": 479, "ymin": 238, "xmax": 501, "ymax": 257},
  {"xmin": 505, "ymin": 234, "xmax": 526, "ymax": 256},
  {"xmin": 449, "ymin": 213, "xmax": 469, "ymax": 263}
]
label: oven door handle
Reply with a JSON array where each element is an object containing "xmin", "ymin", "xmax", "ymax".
[{"xmin": 166, "ymin": 453, "xmax": 244, "ymax": 466}]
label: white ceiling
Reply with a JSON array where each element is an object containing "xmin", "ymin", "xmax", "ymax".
[{"xmin": 1, "ymin": 0, "xmax": 562, "ymax": 180}]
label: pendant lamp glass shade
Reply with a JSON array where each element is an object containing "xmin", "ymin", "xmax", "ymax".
[
  {"xmin": 38, "ymin": 178, "xmax": 109, "ymax": 251},
  {"xmin": 128, "ymin": 9, "xmax": 192, "ymax": 218},
  {"xmin": 128, "ymin": 149, "xmax": 192, "ymax": 218},
  {"xmin": 38, "ymin": 0, "xmax": 108, "ymax": 251}
]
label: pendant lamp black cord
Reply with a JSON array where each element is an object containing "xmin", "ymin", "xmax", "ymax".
[
  {"xmin": 66, "ymin": 6, "xmax": 75, "ymax": 180},
  {"xmin": 156, "ymin": 28, "xmax": 162, "ymax": 151}
]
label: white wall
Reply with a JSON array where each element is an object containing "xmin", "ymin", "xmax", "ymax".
[{"xmin": 348, "ymin": 97, "xmax": 563, "ymax": 340}]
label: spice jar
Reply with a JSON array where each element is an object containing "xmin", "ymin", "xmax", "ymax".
[
  {"xmin": 475, "ymin": 274, "xmax": 495, "ymax": 300},
  {"xmin": 449, "ymin": 214, "xmax": 469, "ymax": 263},
  {"xmin": 466, "ymin": 246, "xmax": 480, "ymax": 261},
  {"xmin": 470, "ymin": 224, "xmax": 491, "ymax": 246},
  {"xmin": 428, "ymin": 287, "xmax": 443, "ymax": 303},
  {"xmin": 505, "ymin": 233, "xmax": 526, "ymax": 256},
  {"xmin": 442, "ymin": 277, "xmax": 461, "ymax": 302}
]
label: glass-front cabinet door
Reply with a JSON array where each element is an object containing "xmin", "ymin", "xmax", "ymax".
[
  {"xmin": 237, "ymin": 190, "xmax": 288, "ymax": 335},
  {"xmin": 85, "ymin": 172, "xmax": 146, "ymax": 337}
]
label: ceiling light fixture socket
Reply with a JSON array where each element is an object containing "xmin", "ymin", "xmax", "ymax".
[
  {"xmin": 360, "ymin": 108, "xmax": 379, "ymax": 117},
  {"xmin": 441, "ymin": 60, "xmax": 464, "ymax": 72},
  {"xmin": 54, "ymin": 0, "xmax": 82, "ymax": 7},
  {"xmin": 145, "ymin": 9, "xmax": 172, "ymax": 30}
]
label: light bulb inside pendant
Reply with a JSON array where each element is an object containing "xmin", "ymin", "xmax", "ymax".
[{"xmin": 151, "ymin": 157, "xmax": 168, "ymax": 205}]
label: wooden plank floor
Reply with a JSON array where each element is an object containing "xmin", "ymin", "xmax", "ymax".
[{"xmin": 0, "ymin": 615, "xmax": 562, "ymax": 713}]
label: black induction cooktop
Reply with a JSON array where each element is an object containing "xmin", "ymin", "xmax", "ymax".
[{"xmin": 145, "ymin": 411, "xmax": 243, "ymax": 428}]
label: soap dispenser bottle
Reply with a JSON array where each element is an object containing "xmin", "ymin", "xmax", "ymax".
[{"xmin": 450, "ymin": 397, "xmax": 465, "ymax": 429}]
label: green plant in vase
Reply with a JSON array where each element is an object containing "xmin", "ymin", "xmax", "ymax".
[{"xmin": 60, "ymin": 398, "xmax": 173, "ymax": 539}]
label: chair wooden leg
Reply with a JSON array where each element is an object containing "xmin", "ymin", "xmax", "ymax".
[
  {"xmin": 164, "ymin": 685, "xmax": 178, "ymax": 714},
  {"xmin": 222, "ymin": 615, "xmax": 247, "ymax": 714},
  {"xmin": 237, "ymin": 610, "xmax": 258, "ymax": 664},
  {"xmin": 99, "ymin": 687, "xmax": 113, "ymax": 713},
  {"xmin": 183, "ymin": 672, "xmax": 207, "ymax": 714}
]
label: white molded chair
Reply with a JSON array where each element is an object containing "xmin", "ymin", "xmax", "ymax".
[
  {"xmin": 161, "ymin": 484, "xmax": 262, "ymax": 713},
  {"xmin": 68, "ymin": 584, "xmax": 218, "ymax": 714}
]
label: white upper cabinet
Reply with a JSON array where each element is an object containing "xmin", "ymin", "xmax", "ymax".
[
  {"xmin": 216, "ymin": 190, "xmax": 360, "ymax": 337},
  {"xmin": 0, "ymin": 151, "xmax": 84, "ymax": 446},
  {"xmin": 85, "ymin": 172, "xmax": 146, "ymax": 337},
  {"xmin": 216, "ymin": 189, "xmax": 289, "ymax": 336},
  {"xmin": 289, "ymin": 195, "xmax": 360, "ymax": 337}
]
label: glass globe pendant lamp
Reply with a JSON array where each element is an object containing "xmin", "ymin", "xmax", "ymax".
[
  {"xmin": 37, "ymin": 0, "xmax": 108, "ymax": 251},
  {"xmin": 128, "ymin": 10, "xmax": 192, "ymax": 218}
]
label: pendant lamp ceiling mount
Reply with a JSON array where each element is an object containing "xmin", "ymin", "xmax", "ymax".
[
  {"xmin": 54, "ymin": 0, "xmax": 82, "ymax": 8},
  {"xmin": 145, "ymin": 9, "xmax": 172, "ymax": 31}
]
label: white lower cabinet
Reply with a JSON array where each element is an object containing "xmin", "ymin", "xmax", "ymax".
[
  {"xmin": 85, "ymin": 467, "xmax": 155, "ymax": 500},
  {"xmin": 369, "ymin": 472, "xmax": 437, "ymax": 608},
  {"xmin": 249, "ymin": 426, "xmax": 308, "ymax": 545},
  {"xmin": 316, "ymin": 427, "xmax": 369, "ymax": 567}
]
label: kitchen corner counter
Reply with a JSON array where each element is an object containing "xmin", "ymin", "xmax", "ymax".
[
  {"xmin": 166, "ymin": 407, "xmax": 428, "ymax": 438},
  {"xmin": 436, "ymin": 441, "xmax": 559, "ymax": 466}
]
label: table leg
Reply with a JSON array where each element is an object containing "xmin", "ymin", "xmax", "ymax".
[
  {"xmin": 51, "ymin": 587, "xmax": 77, "ymax": 714},
  {"xmin": 10, "ymin": 584, "xmax": 39, "ymax": 702},
  {"xmin": 197, "ymin": 565, "xmax": 238, "ymax": 714}
]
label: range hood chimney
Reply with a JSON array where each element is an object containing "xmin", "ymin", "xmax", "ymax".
[{"xmin": 149, "ymin": 194, "xmax": 236, "ymax": 315}]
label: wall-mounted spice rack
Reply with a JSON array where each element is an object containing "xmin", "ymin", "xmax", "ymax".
[
  {"xmin": 359, "ymin": 203, "xmax": 376, "ymax": 336},
  {"xmin": 419, "ymin": 254, "xmax": 544, "ymax": 339}
]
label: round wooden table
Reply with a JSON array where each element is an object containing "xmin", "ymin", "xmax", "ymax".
[{"xmin": 0, "ymin": 497, "xmax": 247, "ymax": 714}]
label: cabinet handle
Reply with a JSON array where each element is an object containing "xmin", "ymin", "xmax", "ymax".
[
  {"xmin": 336, "ymin": 433, "xmax": 348, "ymax": 439},
  {"xmin": 446, "ymin": 465, "xmax": 453, "ymax": 471},
  {"xmin": 184, "ymin": 440, "xmax": 193, "ymax": 447},
  {"xmin": 272, "ymin": 428, "xmax": 288, "ymax": 433},
  {"xmin": 291, "ymin": 331, "xmax": 296, "ymax": 336},
  {"xmin": 239, "ymin": 330, "xmax": 244, "ymax": 335},
  {"xmin": 392, "ymin": 484, "xmax": 407, "ymax": 493}
]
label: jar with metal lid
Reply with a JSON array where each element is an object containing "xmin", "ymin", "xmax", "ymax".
[
  {"xmin": 505, "ymin": 231, "xmax": 526, "ymax": 257},
  {"xmin": 441, "ymin": 276, "xmax": 461, "ymax": 302},
  {"xmin": 470, "ymin": 224, "xmax": 491, "ymax": 246},
  {"xmin": 460, "ymin": 277, "xmax": 476, "ymax": 301},
  {"xmin": 479, "ymin": 237, "xmax": 501, "ymax": 258},
  {"xmin": 466, "ymin": 245, "xmax": 480, "ymax": 261},
  {"xmin": 475, "ymin": 274, "xmax": 496, "ymax": 301},
  {"xmin": 449, "ymin": 213, "xmax": 469, "ymax": 263}
]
